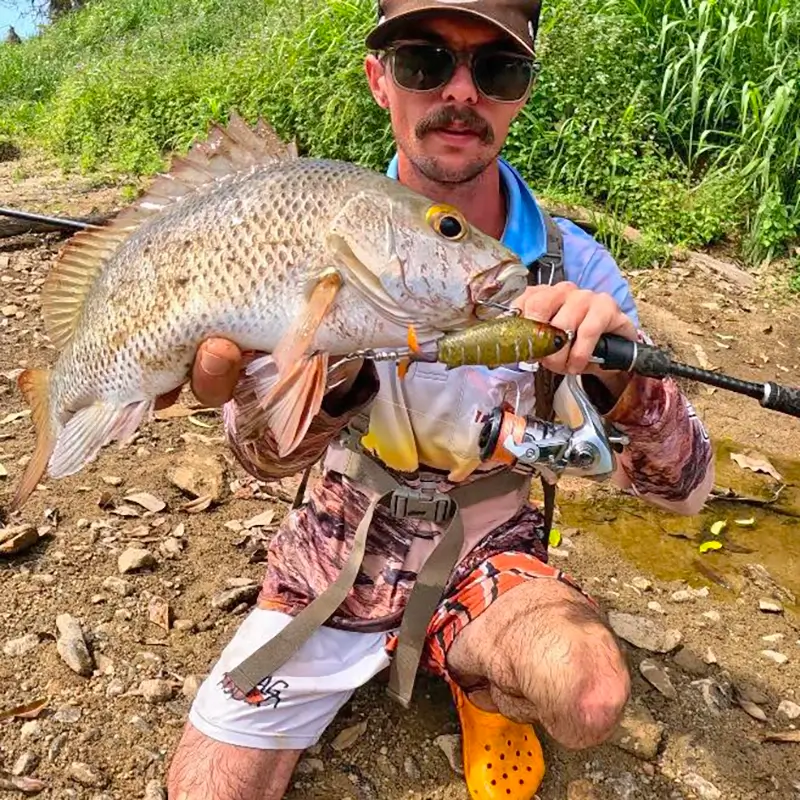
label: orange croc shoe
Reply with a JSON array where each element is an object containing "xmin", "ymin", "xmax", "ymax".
[{"xmin": 452, "ymin": 683, "xmax": 545, "ymax": 800}]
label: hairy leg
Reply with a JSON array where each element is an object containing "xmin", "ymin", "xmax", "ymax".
[
  {"xmin": 446, "ymin": 579, "xmax": 630, "ymax": 750},
  {"xmin": 168, "ymin": 721, "xmax": 303, "ymax": 800}
]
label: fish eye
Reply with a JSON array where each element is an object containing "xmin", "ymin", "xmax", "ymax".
[{"xmin": 427, "ymin": 204, "xmax": 468, "ymax": 241}]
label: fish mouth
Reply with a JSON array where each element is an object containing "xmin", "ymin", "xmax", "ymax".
[{"xmin": 470, "ymin": 259, "xmax": 529, "ymax": 318}]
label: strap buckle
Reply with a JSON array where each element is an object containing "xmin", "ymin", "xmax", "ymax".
[{"xmin": 388, "ymin": 485, "xmax": 454, "ymax": 524}]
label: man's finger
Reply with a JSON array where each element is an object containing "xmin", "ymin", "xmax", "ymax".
[
  {"xmin": 190, "ymin": 337, "xmax": 243, "ymax": 407},
  {"xmin": 513, "ymin": 281, "xmax": 577, "ymax": 323}
]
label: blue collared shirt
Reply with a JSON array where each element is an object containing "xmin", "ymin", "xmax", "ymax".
[{"xmin": 386, "ymin": 154, "xmax": 639, "ymax": 327}]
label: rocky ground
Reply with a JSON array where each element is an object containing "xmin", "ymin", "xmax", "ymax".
[{"xmin": 0, "ymin": 150, "xmax": 799, "ymax": 800}]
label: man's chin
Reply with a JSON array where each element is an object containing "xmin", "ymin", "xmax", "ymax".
[{"xmin": 413, "ymin": 152, "xmax": 492, "ymax": 185}]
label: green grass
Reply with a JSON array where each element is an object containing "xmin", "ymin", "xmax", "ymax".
[{"xmin": 0, "ymin": 0, "xmax": 798, "ymax": 267}]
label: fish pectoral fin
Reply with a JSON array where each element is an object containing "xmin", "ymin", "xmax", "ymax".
[
  {"xmin": 271, "ymin": 268, "xmax": 342, "ymax": 375},
  {"xmin": 10, "ymin": 369, "xmax": 55, "ymax": 512},
  {"xmin": 49, "ymin": 399, "xmax": 153, "ymax": 480}
]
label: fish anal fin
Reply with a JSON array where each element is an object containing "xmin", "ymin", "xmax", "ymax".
[
  {"xmin": 10, "ymin": 369, "xmax": 54, "ymax": 512},
  {"xmin": 49, "ymin": 399, "xmax": 153, "ymax": 479},
  {"xmin": 42, "ymin": 111, "xmax": 297, "ymax": 352},
  {"xmin": 232, "ymin": 353, "xmax": 328, "ymax": 457}
]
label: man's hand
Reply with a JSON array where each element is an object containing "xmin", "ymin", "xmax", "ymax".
[
  {"xmin": 512, "ymin": 282, "xmax": 638, "ymax": 398},
  {"xmin": 155, "ymin": 337, "xmax": 243, "ymax": 410}
]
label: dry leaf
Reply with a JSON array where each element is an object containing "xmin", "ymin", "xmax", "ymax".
[
  {"xmin": 763, "ymin": 730, "xmax": 800, "ymax": 743},
  {"xmin": 0, "ymin": 773, "xmax": 47, "ymax": 794},
  {"xmin": 693, "ymin": 344, "xmax": 715, "ymax": 370},
  {"xmin": 111, "ymin": 504, "xmax": 140, "ymax": 517},
  {"xmin": 148, "ymin": 595, "xmax": 172, "ymax": 632},
  {"xmin": 710, "ymin": 520, "xmax": 727, "ymax": 536},
  {"xmin": 154, "ymin": 405, "xmax": 216, "ymax": 420},
  {"xmin": 124, "ymin": 492, "xmax": 166, "ymax": 513},
  {"xmin": 730, "ymin": 452, "xmax": 783, "ymax": 481},
  {"xmin": 181, "ymin": 495, "xmax": 213, "ymax": 513},
  {"xmin": 0, "ymin": 410, "xmax": 30, "ymax": 425},
  {"xmin": 187, "ymin": 415, "xmax": 214, "ymax": 429},
  {"xmin": 243, "ymin": 510, "xmax": 275, "ymax": 529},
  {"xmin": 0, "ymin": 525, "xmax": 39, "ymax": 555},
  {"xmin": 0, "ymin": 697, "xmax": 48, "ymax": 722}
]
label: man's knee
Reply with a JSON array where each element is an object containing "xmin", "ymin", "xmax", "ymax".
[{"xmin": 451, "ymin": 579, "xmax": 630, "ymax": 750}]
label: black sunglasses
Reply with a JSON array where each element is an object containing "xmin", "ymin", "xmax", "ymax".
[{"xmin": 383, "ymin": 40, "xmax": 538, "ymax": 103}]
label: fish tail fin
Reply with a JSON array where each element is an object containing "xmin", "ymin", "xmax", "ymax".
[{"xmin": 11, "ymin": 369, "xmax": 55, "ymax": 512}]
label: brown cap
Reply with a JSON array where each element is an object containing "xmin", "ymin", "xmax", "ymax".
[{"xmin": 366, "ymin": 0, "xmax": 542, "ymax": 57}]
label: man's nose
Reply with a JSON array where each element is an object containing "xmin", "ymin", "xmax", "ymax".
[{"xmin": 441, "ymin": 61, "xmax": 479, "ymax": 105}]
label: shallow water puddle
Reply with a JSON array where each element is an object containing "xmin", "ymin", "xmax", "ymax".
[{"xmin": 558, "ymin": 437, "xmax": 800, "ymax": 605}]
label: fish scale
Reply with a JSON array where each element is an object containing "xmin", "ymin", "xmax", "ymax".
[{"xmin": 7, "ymin": 112, "xmax": 531, "ymax": 512}]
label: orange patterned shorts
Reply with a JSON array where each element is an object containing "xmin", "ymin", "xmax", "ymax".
[{"xmin": 386, "ymin": 549, "xmax": 598, "ymax": 687}]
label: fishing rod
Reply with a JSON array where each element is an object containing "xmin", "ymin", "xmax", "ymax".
[
  {"xmin": 0, "ymin": 206, "xmax": 101, "ymax": 231},
  {"xmin": 592, "ymin": 332, "xmax": 800, "ymax": 419}
]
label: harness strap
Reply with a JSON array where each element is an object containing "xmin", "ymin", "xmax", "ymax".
[{"xmin": 224, "ymin": 449, "xmax": 527, "ymax": 702}]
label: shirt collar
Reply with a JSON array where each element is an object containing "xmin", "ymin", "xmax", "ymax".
[{"xmin": 385, "ymin": 154, "xmax": 546, "ymax": 267}]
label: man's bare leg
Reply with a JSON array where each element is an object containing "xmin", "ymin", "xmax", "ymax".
[
  {"xmin": 167, "ymin": 721, "xmax": 302, "ymax": 800},
  {"xmin": 446, "ymin": 578, "xmax": 630, "ymax": 750}
]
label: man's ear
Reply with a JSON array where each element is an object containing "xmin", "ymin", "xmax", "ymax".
[{"xmin": 364, "ymin": 53, "xmax": 390, "ymax": 109}]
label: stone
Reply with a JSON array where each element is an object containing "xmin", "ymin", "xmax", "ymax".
[
  {"xmin": 20, "ymin": 720, "xmax": 42, "ymax": 742},
  {"xmin": 673, "ymin": 648, "xmax": 707, "ymax": 676},
  {"xmin": 761, "ymin": 650, "xmax": 788, "ymax": 665},
  {"xmin": 610, "ymin": 704, "xmax": 664, "ymax": 761},
  {"xmin": 608, "ymin": 612, "xmax": 682, "ymax": 653},
  {"xmin": 167, "ymin": 451, "xmax": 227, "ymax": 502},
  {"xmin": 3, "ymin": 632, "xmax": 40, "ymax": 657},
  {"xmin": 567, "ymin": 779, "xmax": 601, "ymax": 800},
  {"xmin": 56, "ymin": 613, "xmax": 94, "ymax": 676},
  {"xmin": 144, "ymin": 780, "xmax": 167, "ymax": 800},
  {"xmin": 639, "ymin": 658, "xmax": 677, "ymax": 700},
  {"xmin": 632, "ymin": 577, "xmax": 653, "ymax": 592},
  {"xmin": 295, "ymin": 758, "xmax": 324, "ymax": 775},
  {"xmin": 682, "ymin": 772, "xmax": 721, "ymax": 800},
  {"xmin": 138, "ymin": 678, "xmax": 174, "ymax": 704},
  {"xmin": 736, "ymin": 683, "xmax": 769, "ymax": 706},
  {"xmin": 647, "ymin": 601, "xmax": 665, "ymax": 614},
  {"xmin": 102, "ymin": 576, "xmax": 132, "ymax": 596},
  {"xmin": 12, "ymin": 751, "xmax": 39, "ymax": 776},
  {"xmin": 118, "ymin": 547, "xmax": 156, "ymax": 574},
  {"xmin": 54, "ymin": 705, "xmax": 82, "ymax": 724},
  {"xmin": 68, "ymin": 762, "xmax": 107, "ymax": 788},
  {"xmin": 173, "ymin": 618, "xmax": 196, "ymax": 632},
  {"xmin": 778, "ymin": 700, "xmax": 800, "ymax": 720},
  {"xmin": 434, "ymin": 733, "xmax": 464, "ymax": 776},
  {"xmin": 182, "ymin": 674, "xmax": 203, "ymax": 700},
  {"xmin": 703, "ymin": 647, "xmax": 718, "ymax": 665},
  {"xmin": 701, "ymin": 610, "xmax": 721, "ymax": 623},
  {"xmin": 404, "ymin": 755, "xmax": 421, "ymax": 780},
  {"xmin": 211, "ymin": 584, "xmax": 259, "ymax": 611},
  {"xmin": 759, "ymin": 598, "xmax": 783, "ymax": 614},
  {"xmin": 691, "ymin": 678, "xmax": 731, "ymax": 714},
  {"xmin": 48, "ymin": 732, "xmax": 68, "ymax": 760},
  {"xmin": 330, "ymin": 720, "xmax": 367, "ymax": 751},
  {"xmin": 670, "ymin": 589, "xmax": 694, "ymax": 603},
  {"xmin": 106, "ymin": 679, "xmax": 126, "ymax": 698},
  {"xmin": 743, "ymin": 564, "xmax": 795, "ymax": 604}
]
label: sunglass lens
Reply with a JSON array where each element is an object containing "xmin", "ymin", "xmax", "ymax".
[
  {"xmin": 475, "ymin": 52, "xmax": 534, "ymax": 101},
  {"xmin": 392, "ymin": 44, "xmax": 454, "ymax": 91}
]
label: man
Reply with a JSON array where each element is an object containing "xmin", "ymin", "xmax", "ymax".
[{"xmin": 166, "ymin": 1, "xmax": 714, "ymax": 798}]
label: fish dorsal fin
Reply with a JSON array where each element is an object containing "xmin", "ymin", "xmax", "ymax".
[{"xmin": 41, "ymin": 111, "xmax": 298, "ymax": 351}]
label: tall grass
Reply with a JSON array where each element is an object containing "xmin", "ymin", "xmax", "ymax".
[{"xmin": 0, "ymin": 0, "xmax": 797, "ymax": 265}]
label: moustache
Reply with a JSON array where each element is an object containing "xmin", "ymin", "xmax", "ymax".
[{"xmin": 415, "ymin": 105, "xmax": 494, "ymax": 144}]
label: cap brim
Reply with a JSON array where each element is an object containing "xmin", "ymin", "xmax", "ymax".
[{"xmin": 365, "ymin": 6, "xmax": 535, "ymax": 57}]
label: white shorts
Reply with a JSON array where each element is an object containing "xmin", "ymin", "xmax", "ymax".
[{"xmin": 188, "ymin": 608, "xmax": 395, "ymax": 749}]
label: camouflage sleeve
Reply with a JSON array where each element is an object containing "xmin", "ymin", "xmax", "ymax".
[
  {"xmin": 603, "ymin": 367, "xmax": 714, "ymax": 516},
  {"xmin": 222, "ymin": 359, "xmax": 379, "ymax": 482}
]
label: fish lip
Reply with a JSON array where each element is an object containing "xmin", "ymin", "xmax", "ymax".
[{"xmin": 470, "ymin": 259, "xmax": 528, "ymax": 310}]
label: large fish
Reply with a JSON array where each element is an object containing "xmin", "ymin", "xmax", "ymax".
[{"xmin": 8, "ymin": 112, "xmax": 530, "ymax": 511}]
